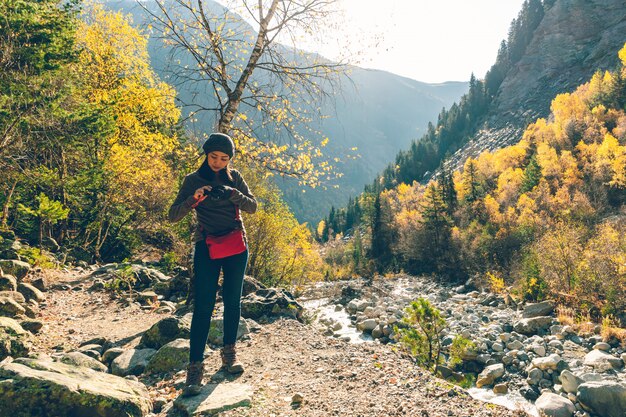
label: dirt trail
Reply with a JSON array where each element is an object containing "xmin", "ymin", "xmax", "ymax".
[{"xmin": 32, "ymin": 269, "xmax": 524, "ymax": 417}]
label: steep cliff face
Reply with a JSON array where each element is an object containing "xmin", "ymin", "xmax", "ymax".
[{"xmin": 442, "ymin": 0, "xmax": 626, "ymax": 173}]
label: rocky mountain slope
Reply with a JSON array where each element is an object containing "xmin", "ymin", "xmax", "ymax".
[{"xmin": 441, "ymin": 0, "xmax": 626, "ymax": 173}]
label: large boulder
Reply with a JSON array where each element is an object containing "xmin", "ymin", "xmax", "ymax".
[
  {"xmin": 241, "ymin": 288, "xmax": 303, "ymax": 321},
  {"xmin": 0, "ymin": 296, "xmax": 26, "ymax": 318},
  {"xmin": 0, "ymin": 317, "xmax": 30, "ymax": 361},
  {"xmin": 207, "ymin": 317, "xmax": 250, "ymax": 346},
  {"xmin": 110, "ymin": 348, "xmax": 157, "ymax": 376},
  {"xmin": 513, "ymin": 316, "xmax": 553, "ymax": 335},
  {"xmin": 139, "ymin": 316, "xmax": 190, "ymax": 349},
  {"xmin": 242, "ymin": 275, "xmax": 266, "ymax": 297},
  {"xmin": 535, "ymin": 392, "xmax": 575, "ymax": 417},
  {"xmin": 91, "ymin": 263, "xmax": 170, "ymax": 292},
  {"xmin": 577, "ymin": 381, "xmax": 626, "ymax": 417},
  {"xmin": 146, "ymin": 339, "xmax": 190, "ymax": 373},
  {"xmin": 583, "ymin": 349, "xmax": 623, "ymax": 371},
  {"xmin": 522, "ymin": 300, "xmax": 555, "ymax": 318},
  {"xmin": 476, "ymin": 363, "xmax": 505, "ymax": 388},
  {"xmin": 559, "ymin": 370, "xmax": 583, "ymax": 394},
  {"xmin": 0, "ymin": 274, "xmax": 17, "ymax": 292},
  {"xmin": 0, "ymin": 357, "xmax": 152, "ymax": 417},
  {"xmin": 0, "ymin": 260, "xmax": 30, "ymax": 281},
  {"xmin": 17, "ymin": 282, "xmax": 45, "ymax": 303}
]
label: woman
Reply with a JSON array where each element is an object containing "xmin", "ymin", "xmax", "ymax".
[{"xmin": 168, "ymin": 132, "xmax": 257, "ymax": 396}]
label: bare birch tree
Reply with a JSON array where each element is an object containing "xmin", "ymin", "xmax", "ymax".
[{"xmin": 140, "ymin": 0, "xmax": 348, "ymax": 185}]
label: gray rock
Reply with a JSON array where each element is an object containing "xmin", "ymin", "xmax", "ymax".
[
  {"xmin": 531, "ymin": 343, "xmax": 546, "ymax": 357},
  {"xmin": 532, "ymin": 353, "xmax": 562, "ymax": 370},
  {"xmin": 583, "ymin": 350, "xmax": 623, "ymax": 371},
  {"xmin": 0, "ymin": 357, "xmax": 151, "ymax": 417},
  {"xmin": 110, "ymin": 348, "xmax": 157, "ymax": 376},
  {"xmin": 0, "ymin": 291, "xmax": 25, "ymax": 304},
  {"xmin": 0, "ymin": 275, "xmax": 17, "ymax": 292},
  {"xmin": 19, "ymin": 320, "xmax": 43, "ymax": 334},
  {"xmin": 241, "ymin": 288, "xmax": 303, "ymax": 321},
  {"xmin": 0, "ymin": 260, "xmax": 30, "ymax": 280},
  {"xmin": 513, "ymin": 316, "xmax": 553, "ymax": 335},
  {"xmin": 592, "ymin": 342, "xmax": 611, "ymax": 351},
  {"xmin": 522, "ymin": 300, "xmax": 555, "ymax": 318},
  {"xmin": 146, "ymin": 338, "xmax": 190, "ymax": 373},
  {"xmin": 0, "ymin": 316, "xmax": 26, "ymax": 335},
  {"xmin": 535, "ymin": 392, "xmax": 575, "ymax": 417},
  {"xmin": 174, "ymin": 382, "xmax": 252, "ymax": 415},
  {"xmin": 356, "ymin": 318, "xmax": 378, "ymax": 333},
  {"xmin": 577, "ymin": 381, "xmax": 626, "ymax": 417},
  {"xmin": 506, "ymin": 340, "xmax": 524, "ymax": 350},
  {"xmin": 140, "ymin": 316, "xmax": 190, "ymax": 349},
  {"xmin": 207, "ymin": 318, "xmax": 250, "ymax": 346},
  {"xmin": 60, "ymin": 351, "xmax": 108, "ymax": 372},
  {"xmin": 0, "ymin": 296, "xmax": 25, "ymax": 318},
  {"xmin": 101, "ymin": 347, "xmax": 125, "ymax": 365},
  {"xmin": 493, "ymin": 383, "xmax": 508, "ymax": 394},
  {"xmin": 476, "ymin": 363, "xmax": 505, "ymax": 388},
  {"xmin": 560, "ymin": 370, "xmax": 582, "ymax": 394},
  {"xmin": 527, "ymin": 368, "xmax": 543, "ymax": 385},
  {"xmin": 17, "ymin": 283, "xmax": 45, "ymax": 303}
]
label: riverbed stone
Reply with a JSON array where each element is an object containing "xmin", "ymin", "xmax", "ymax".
[
  {"xmin": 592, "ymin": 342, "xmax": 611, "ymax": 351},
  {"xmin": 111, "ymin": 348, "xmax": 157, "ymax": 376},
  {"xmin": 535, "ymin": 392, "xmax": 575, "ymax": 417},
  {"xmin": 527, "ymin": 368, "xmax": 543, "ymax": 385},
  {"xmin": 577, "ymin": 381, "xmax": 626, "ymax": 417},
  {"xmin": 559, "ymin": 370, "xmax": 582, "ymax": 394},
  {"xmin": 0, "ymin": 357, "xmax": 152, "ymax": 417},
  {"xmin": 476, "ymin": 363, "xmax": 505, "ymax": 388},
  {"xmin": 583, "ymin": 349, "xmax": 622, "ymax": 371},
  {"xmin": 522, "ymin": 301, "xmax": 555, "ymax": 318},
  {"xmin": 174, "ymin": 382, "xmax": 252, "ymax": 416},
  {"xmin": 532, "ymin": 353, "xmax": 561, "ymax": 371},
  {"xmin": 513, "ymin": 316, "xmax": 553, "ymax": 335},
  {"xmin": 356, "ymin": 318, "xmax": 378, "ymax": 333}
]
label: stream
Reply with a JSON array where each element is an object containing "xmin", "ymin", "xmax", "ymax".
[{"xmin": 300, "ymin": 277, "xmax": 539, "ymax": 416}]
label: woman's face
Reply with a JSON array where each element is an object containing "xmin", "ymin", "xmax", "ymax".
[{"xmin": 207, "ymin": 151, "xmax": 230, "ymax": 172}]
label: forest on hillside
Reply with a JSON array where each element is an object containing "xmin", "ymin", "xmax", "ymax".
[
  {"xmin": 320, "ymin": 45, "xmax": 626, "ymax": 324},
  {"xmin": 0, "ymin": 0, "xmax": 325, "ymax": 287}
]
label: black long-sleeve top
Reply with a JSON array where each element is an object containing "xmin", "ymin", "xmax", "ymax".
[{"xmin": 168, "ymin": 169, "xmax": 257, "ymax": 243}]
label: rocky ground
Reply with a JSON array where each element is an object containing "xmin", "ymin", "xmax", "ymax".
[
  {"xmin": 2, "ymin": 265, "xmax": 524, "ymax": 417},
  {"xmin": 1, "ymin": 238, "xmax": 625, "ymax": 417}
]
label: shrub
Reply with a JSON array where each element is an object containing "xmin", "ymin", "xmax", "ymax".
[{"xmin": 394, "ymin": 298, "xmax": 446, "ymax": 372}]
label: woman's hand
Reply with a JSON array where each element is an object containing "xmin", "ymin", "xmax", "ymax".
[{"xmin": 194, "ymin": 186, "xmax": 212, "ymax": 200}]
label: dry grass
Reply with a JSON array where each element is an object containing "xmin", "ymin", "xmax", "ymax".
[
  {"xmin": 601, "ymin": 315, "xmax": 626, "ymax": 348},
  {"xmin": 556, "ymin": 305, "xmax": 597, "ymax": 336}
]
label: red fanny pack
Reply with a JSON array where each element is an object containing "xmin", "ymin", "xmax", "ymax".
[{"xmin": 205, "ymin": 229, "xmax": 247, "ymax": 259}]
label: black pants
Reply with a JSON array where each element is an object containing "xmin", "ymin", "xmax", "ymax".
[{"xmin": 189, "ymin": 240, "xmax": 248, "ymax": 362}]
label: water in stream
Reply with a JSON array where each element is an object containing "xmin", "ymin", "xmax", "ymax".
[{"xmin": 301, "ymin": 278, "xmax": 538, "ymax": 416}]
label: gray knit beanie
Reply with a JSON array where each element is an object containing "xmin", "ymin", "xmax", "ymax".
[{"xmin": 202, "ymin": 133, "xmax": 235, "ymax": 158}]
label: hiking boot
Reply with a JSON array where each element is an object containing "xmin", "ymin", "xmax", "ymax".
[
  {"xmin": 221, "ymin": 344, "xmax": 244, "ymax": 374},
  {"xmin": 182, "ymin": 361, "xmax": 203, "ymax": 396}
]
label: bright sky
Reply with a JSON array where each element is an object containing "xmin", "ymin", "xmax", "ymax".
[
  {"xmin": 323, "ymin": 0, "xmax": 527, "ymax": 83},
  {"xmin": 216, "ymin": 0, "xmax": 527, "ymax": 83}
]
